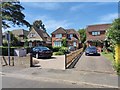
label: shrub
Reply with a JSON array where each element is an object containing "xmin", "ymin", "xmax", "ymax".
[
  {"xmin": 113, "ymin": 63, "xmax": 120, "ymax": 75},
  {"xmin": 53, "ymin": 51, "xmax": 64, "ymax": 55},
  {"xmin": 59, "ymin": 47, "xmax": 68, "ymax": 54},
  {"xmin": 83, "ymin": 43, "xmax": 87, "ymax": 51},
  {"xmin": 1, "ymin": 47, "xmax": 15, "ymax": 56},
  {"xmin": 52, "ymin": 47, "xmax": 61, "ymax": 52}
]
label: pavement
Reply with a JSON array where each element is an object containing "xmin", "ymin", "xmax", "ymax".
[{"xmin": 1, "ymin": 53, "xmax": 119, "ymax": 88}]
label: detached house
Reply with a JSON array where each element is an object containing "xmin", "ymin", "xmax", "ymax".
[
  {"xmin": 51, "ymin": 27, "xmax": 80, "ymax": 48},
  {"xmin": 3, "ymin": 29, "xmax": 29, "ymax": 46},
  {"xmin": 27, "ymin": 27, "xmax": 51, "ymax": 47},
  {"xmin": 86, "ymin": 24, "xmax": 111, "ymax": 51}
]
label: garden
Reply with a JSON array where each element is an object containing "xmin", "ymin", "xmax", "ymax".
[{"xmin": 102, "ymin": 18, "xmax": 120, "ymax": 75}]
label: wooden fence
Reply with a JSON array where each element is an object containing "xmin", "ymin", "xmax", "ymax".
[{"xmin": 65, "ymin": 48, "xmax": 83, "ymax": 68}]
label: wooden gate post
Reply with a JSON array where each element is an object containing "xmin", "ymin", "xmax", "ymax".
[{"xmin": 30, "ymin": 53, "xmax": 33, "ymax": 67}]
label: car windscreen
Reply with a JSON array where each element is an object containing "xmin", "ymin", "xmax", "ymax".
[
  {"xmin": 40, "ymin": 47, "xmax": 50, "ymax": 51},
  {"xmin": 86, "ymin": 47, "xmax": 97, "ymax": 50}
]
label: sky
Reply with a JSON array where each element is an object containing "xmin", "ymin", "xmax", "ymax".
[{"xmin": 4, "ymin": 2, "xmax": 118, "ymax": 35}]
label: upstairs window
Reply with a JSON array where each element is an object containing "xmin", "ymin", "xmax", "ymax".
[
  {"xmin": 70, "ymin": 34, "xmax": 73, "ymax": 38},
  {"xmin": 92, "ymin": 31, "xmax": 100, "ymax": 36},
  {"xmin": 30, "ymin": 33, "xmax": 36, "ymax": 38},
  {"xmin": 55, "ymin": 34, "xmax": 62, "ymax": 38}
]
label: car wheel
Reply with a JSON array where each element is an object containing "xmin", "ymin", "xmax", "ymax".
[
  {"xmin": 85, "ymin": 53, "xmax": 88, "ymax": 56},
  {"xmin": 36, "ymin": 53, "xmax": 39, "ymax": 59}
]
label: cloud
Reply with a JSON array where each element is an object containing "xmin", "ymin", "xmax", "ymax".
[
  {"xmin": 22, "ymin": 2, "xmax": 61, "ymax": 10},
  {"xmin": 100, "ymin": 13, "xmax": 118, "ymax": 23},
  {"xmin": 70, "ymin": 2, "xmax": 115, "ymax": 11},
  {"xmin": 70, "ymin": 5, "xmax": 85, "ymax": 11},
  {"xmin": 91, "ymin": 13, "xmax": 118, "ymax": 25}
]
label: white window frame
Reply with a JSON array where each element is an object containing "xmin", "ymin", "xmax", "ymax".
[
  {"xmin": 55, "ymin": 34, "xmax": 62, "ymax": 38},
  {"xmin": 54, "ymin": 41, "xmax": 62, "ymax": 47}
]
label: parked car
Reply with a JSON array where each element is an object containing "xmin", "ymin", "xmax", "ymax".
[
  {"xmin": 85, "ymin": 46, "xmax": 98, "ymax": 56},
  {"xmin": 68, "ymin": 46, "xmax": 76, "ymax": 51},
  {"xmin": 32, "ymin": 46, "xmax": 53, "ymax": 59}
]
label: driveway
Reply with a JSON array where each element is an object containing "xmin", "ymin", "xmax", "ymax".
[
  {"xmin": 33, "ymin": 55, "xmax": 65, "ymax": 70},
  {"xmin": 74, "ymin": 52, "xmax": 115, "ymax": 74}
]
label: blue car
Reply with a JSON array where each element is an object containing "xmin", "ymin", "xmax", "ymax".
[{"xmin": 85, "ymin": 46, "xmax": 98, "ymax": 56}]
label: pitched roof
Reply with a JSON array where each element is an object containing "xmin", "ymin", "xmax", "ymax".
[
  {"xmin": 51, "ymin": 27, "xmax": 66, "ymax": 34},
  {"xmin": 86, "ymin": 24, "xmax": 111, "ymax": 32},
  {"xmin": 66, "ymin": 29, "xmax": 80, "ymax": 39},
  {"xmin": 29, "ymin": 27, "xmax": 51, "ymax": 41},
  {"xmin": 3, "ymin": 29, "xmax": 29, "ymax": 36}
]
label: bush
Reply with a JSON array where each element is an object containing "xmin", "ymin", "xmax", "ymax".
[
  {"xmin": 59, "ymin": 47, "xmax": 68, "ymax": 54},
  {"xmin": 1, "ymin": 47, "xmax": 15, "ymax": 56},
  {"xmin": 83, "ymin": 43, "xmax": 87, "ymax": 51},
  {"xmin": 113, "ymin": 63, "xmax": 120, "ymax": 75},
  {"xmin": 52, "ymin": 47, "xmax": 61, "ymax": 52},
  {"xmin": 53, "ymin": 51, "xmax": 64, "ymax": 55}
]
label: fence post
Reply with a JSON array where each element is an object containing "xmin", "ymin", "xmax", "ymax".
[
  {"xmin": 2, "ymin": 56, "xmax": 8, "ymax": 66},
  {"xmin": 65, "ymin": 53, "xmax": 67, "ymax": 69},
  {"xmin": 30, "ymin": 53, "xmax": 33, "ymax": 67},
  {"xmin": 12, "ymin": 57, "xmax": 14, "ymax": 66}
]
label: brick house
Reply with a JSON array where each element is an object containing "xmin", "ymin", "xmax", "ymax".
[
  {"xmin": 27, "ymin": 27, "xmax": 51, "ymax": 47},
  {"xmin": 51, "ymin": 27, "xmax": 80, "ymax": 48},
  {"xmin": 86, "ymin": 24, "xmax": 111, "ymax": 51}
]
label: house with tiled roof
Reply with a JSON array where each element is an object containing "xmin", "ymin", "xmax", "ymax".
[
  {"xmin": 3, "ymin": 29, "xmax": 29, "ymax": 46},
  {"xmin": 86, "ymin": 24, "xmax": 111, "ymax": 51},
  {"xmin": 51, "ymin": 27, "xmax": 80, "ymax": 48},
  {"xmin": 27, "ymin": 26, "xmax": 51, "ymax": 47}
]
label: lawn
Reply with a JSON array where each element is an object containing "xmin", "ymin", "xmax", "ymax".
[{"xmin": 101, "ymin": 52, "xmax": 114, "ymax": 61}]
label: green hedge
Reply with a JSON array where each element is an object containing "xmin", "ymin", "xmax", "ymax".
[
  {"xmin": 52, "ymin": 47, "xmax": 61, "ymax": 52},
  {"xmin": 53, "ymin": 51, "xmax": 64, "ymax": 55},
  {"xmin": 0, "ymin": 47, "xmax": 31, "ymax": 56}
]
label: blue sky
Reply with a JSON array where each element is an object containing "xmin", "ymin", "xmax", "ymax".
[{"xmin": 5, "ymin": 2, "xmax": 118, "ymax": 35}]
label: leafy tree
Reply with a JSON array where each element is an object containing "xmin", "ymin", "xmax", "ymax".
[
  {"xmin": 0, "ymin": 1, "xmax": 31, "ymax": 46},
  {"xmin": 62, "ymin": 38, "xmax": 67, "ymax": 47},
  {"xmin": 78, "ymin": 29, "xmax": 86, "ymax": 43},
  {"xmin": 32, "ymin": 20, "xmax": 46, "ymax": 31},
  {"xmin": 107, "ymin": 18, "xmax": 120, "ymax": 66}
]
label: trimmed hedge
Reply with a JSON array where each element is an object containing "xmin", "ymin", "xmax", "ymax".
[
  {"xmin": 1, "ymin": 47, "xmax": 31, "ymax": 56},
  {"xmin": 53, "ymin": 51, "xmax": 64, "ymax": 55}
]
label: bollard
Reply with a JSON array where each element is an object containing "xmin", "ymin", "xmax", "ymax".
[
  {"xmin": 30, "ymin": 53, "xmax": 33, "ymax": 67},
  {"xmin": 12, "ymin": 57, "xmax": 14, "ymax": 66},
  {"xmin": 65, "ymin": 53, "xmax": 67, "ymax": 69}
]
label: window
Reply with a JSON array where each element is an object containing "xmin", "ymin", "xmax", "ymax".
[
  {"xmin": 55, "ymin": 34, "xmax": 62, "ymax": 38},
  {"xmin": 73, "ymin": 42, "xmax": 77, "ymax": 47},
  {"xmin": 30, "ymin": 33, "xmax": 36, "ymax": 37},
  {"xmin": 54, "ymin": 41, "xmax": 62, "ymax": 47},
  {"xmin": 70, "ymin": 34, "xmax": 73, "ymax": 38},
  {"xmin": 92, "ymin": 31, "xmax": 100, "ymax": 36}
]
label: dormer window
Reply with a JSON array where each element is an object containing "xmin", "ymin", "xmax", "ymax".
[
  {"xmin": 55, "ymin": 34, "xmax": 62, "ymax": 38},
  {"xmin": 92, "ymin": 31, "xmax": 100, "ymax": 36}
]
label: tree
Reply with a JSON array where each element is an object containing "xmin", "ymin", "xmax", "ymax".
[
  {"xmin": 107, "ymin": 18, "xmax": 120, "ymax": 65},
  {"xmin": 0, "ymin": 1, "xmax": 31, "ymax": 46},
  {"xmin": 32, "ymin": 20, "xmax": 46, "ymax": 31},
  {"xmin": 62, "ymin": 38, "xmax": 67, "ymax": 47},
  {"xmin": 78, "ymin": 29, "xmax": 86, "ymax": 43}
]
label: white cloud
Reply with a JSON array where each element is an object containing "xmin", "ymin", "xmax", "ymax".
[
  {"xmin": 91, "ymin": 13, "xmax": 118, "ymax": 25},
  {"xmin": 100, "ymin": 13, "xmax": 118, "ymax": 23},
  {"xmin": 70, "ymin": 5, "xmax": 85, "ymax": 11},
  {"xmin": 23, "ymin": 2, "xmax": 61, "ymax": 10}
]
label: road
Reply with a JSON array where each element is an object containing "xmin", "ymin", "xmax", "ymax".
[
  {"xmin": 2, "ymin": 75, "xmax": 102, "ymax": 88},
  {"xmin": 1, "ymin": 52, "xmax": 119, "ymax": 88}
]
